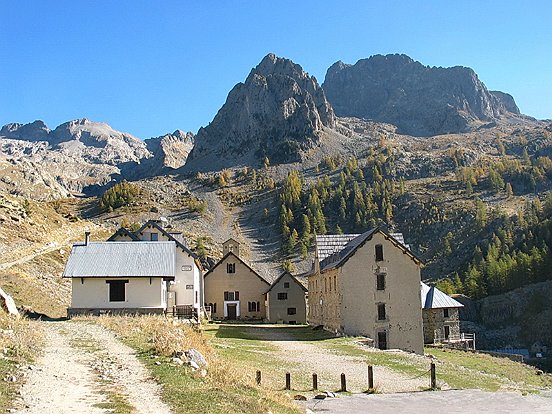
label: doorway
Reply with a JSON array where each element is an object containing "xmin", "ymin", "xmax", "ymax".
[
  {"xmin": 227, "ymin": 304, "xmax": 237, "ymax": 320},
  {"xmin": 377, "ymin": 331, "xmax": 387, "ymax": 350},
  {"xmin": 444, "ymin": 325, "xmax": 450, "ymax": 340}
]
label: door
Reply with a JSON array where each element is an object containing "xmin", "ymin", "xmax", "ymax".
[
  {"xmin": 377, "ymin": 331, "xmax": 387, "ymax": 350},
  {"xmin": 444, "ymin": 325, "xmax": 450, "ymax": 340},
  {"xmin": 227, "ymin": 304, "xmax": 237, "ymax": 320}
]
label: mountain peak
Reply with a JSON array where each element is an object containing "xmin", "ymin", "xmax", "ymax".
[
  {"xmin": 323, "ymin": 54, "xmax": 520, "ymax": 136},
  {"xmin": 185, "ymin": 54, "xmax": 335, "ymax": 171}
]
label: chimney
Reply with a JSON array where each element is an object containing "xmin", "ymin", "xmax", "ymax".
[{"xmin": 84, "ymin": 232, "xmax": 90, "ymax": 245}]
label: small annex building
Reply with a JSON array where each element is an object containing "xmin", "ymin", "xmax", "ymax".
[
  {"xmin": 309, "ymin": 228, "xmax": 424, "ymax": 354},
  {"xmin": 64, "ymin": 239, "xmax": 174, "ymax": 315},
  {"xmin": 421, "ymin": 282, "xmax": 464, "ymax": 343},
  {"xmin": 266, "ymin": 272, "xmax": 307, "ymax": 324},
  {"xmin": 203, "ymin": 238, "xmax": 270, "ymax": 320}
]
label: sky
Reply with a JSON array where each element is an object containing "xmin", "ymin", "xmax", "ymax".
[{"xmin": 1, "ymin": 1, "xmax": 551, "ymax": 139}]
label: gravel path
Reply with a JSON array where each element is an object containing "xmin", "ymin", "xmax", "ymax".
[
  {"xmin": 246, "ymin": 326, "xmax": 429, "ymax": 393},
  {"xmin": 16, "ymin": 321, "xmax": 171, "ymax": 414}
]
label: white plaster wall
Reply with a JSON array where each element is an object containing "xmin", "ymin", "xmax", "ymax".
[
  {"xmin": 71, "ymin": 277, "xmax": 165, "ymax": 308},
  {"xmin": 267, "ymin": 274, "xmax": 307, "ymax": 323}
]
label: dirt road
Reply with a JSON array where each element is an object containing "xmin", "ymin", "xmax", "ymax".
[
  {"xmin": 243, "ymin": 325, "xmax": 430, "ymax": 393},
  {"xmin": 16, "ymin": 321, "xmax": 171, "ymax": 414}
]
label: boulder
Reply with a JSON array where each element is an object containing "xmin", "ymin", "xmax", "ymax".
[{"xmin": 0, "ymin": 287, "xmax": 19, "ymax": 317}]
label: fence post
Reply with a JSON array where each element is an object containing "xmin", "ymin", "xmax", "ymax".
[
  {"xmin": 340, "ymin": 373, "xmax": 347, "ymax": 392},
  {"xmin": 312, "ymin": 373, "xmax": 318, "ymax": 391},
  {"xmin": 256, "ymin": 370, "xmax": 261, "ymax": 385},
  {"xmin": 285, "ymin": 372, "xmax": 291, "ymax": 390},
  {"xmin": 368, "ymin": 365, "xmax": 374, "ymax": 389},
  {"xmin": 430, "ymin": 363, "xmax": 436, "ymax": 389}
]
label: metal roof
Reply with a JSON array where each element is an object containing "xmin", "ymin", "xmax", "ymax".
[
  {"xmin": 63, "ymin": 241, "xmax": 175, "ymax": 278},
  {"xmin": 421, "ymin": 282, "xmax": 464, "ymax": 309},
  {"xmin": 316, "ymin": 234, "xmax": 360, "ymax": 262}
]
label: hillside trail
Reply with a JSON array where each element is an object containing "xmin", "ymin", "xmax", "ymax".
[
  {"xmin": 244, "ymin": 326, "xmax": 430, "ymax": 393},
  {"xmin": 15, "ymin": 321, "xmax": 171, "ymax": 414}
]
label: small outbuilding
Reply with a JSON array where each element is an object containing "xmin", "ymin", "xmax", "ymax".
[
  {"xmin": 266, "ymin": 272, "xmax": 307, "ymax": 324},
  {"xmin": 421, "ymin": 282, "xmax": 464, "ymax": 343}
]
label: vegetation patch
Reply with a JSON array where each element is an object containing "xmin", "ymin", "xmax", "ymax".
[{"xmin": 90, "ymin": 316, "xmax": 300, "ymax": 414}]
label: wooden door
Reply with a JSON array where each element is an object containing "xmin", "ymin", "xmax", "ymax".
[
  {"xmin": 377, "ymin": 331, "xmax": 387, "ymax": 350},
  {"xmin": 227, "ymin": 304, "xmax": 237, "ymax": 320}
]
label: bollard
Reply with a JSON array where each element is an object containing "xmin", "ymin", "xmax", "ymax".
[
  {"xmin": 256, "ymin": 370, "xmax": 261, "ymax": 385},
  {"xmin": 368, "ymin": 365, "xmax": 374, "ymax": 389},
  {"xmin": 430, "ymin": 362, "xmax": 436, "ymax": 389},
  {"xmin": 312, "ymin": 373, "xmax": 318, "ymax": 390},
  {"xmin": 285, "ymin": 372, "xmax": 291, "ymax": 390},
  {"xmin": 340, "ymin": 373, "xmax": 347, "ymax": 392}
]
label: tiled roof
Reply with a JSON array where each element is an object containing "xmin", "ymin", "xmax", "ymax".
[
  {"xmin": 316, "ymin": 234, "xmax": 360, "ymax": 262},
  {"xmin": 421, "ymin": 282, "xmax": 464, "ymax": 309},
  {"xmin": 63, "ymin": 241, "xmax": 175, "ymax": 278}
]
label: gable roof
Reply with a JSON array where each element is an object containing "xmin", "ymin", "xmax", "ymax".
[
  {"xmin": 267, "ymin": 271, "xmax": 308, "ymax": 293},
  {"xmin": 203, "ymin": 251, "xmax": 270, "ymax": 285},
  {"xmin": 421, "ymin": 282, "xmax": 464, "ymax": 309},
  {"xmin": 135, "ymin": 220, "xmax": 198, "ymax": 259},
  {"xmin": 63, "ymin": 241, "xmax": 175, "ymax": 278},
  {"xmin": 317, "ymin": 228, "xmax": 422, "ymax": 272},
  {"xmin": 107, "ymin": 227, "xmax": 141, "ymax": 241}
]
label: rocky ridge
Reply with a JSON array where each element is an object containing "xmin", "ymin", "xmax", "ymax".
[
  {"xmin": 0, "ymin": 119, "xmax": 193, "ymax": 199},
  {"xmin": 322, "ymin": 54, "xmax": 525, "ymax": 137},
  {"xmin": 184, "ymin": 53, "xmax": 336, "ymax": 170}
]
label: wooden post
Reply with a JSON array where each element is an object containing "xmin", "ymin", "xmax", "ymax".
[
  {"xmin": 285, "ymin": 372, "xmax": 291, "ymax": 390},
  {"xmin": 256, "ymin": 370, "xmax": 261, "ymax": 385},
  {"xmin": 368, "ymin": 365, "xmax": 374, "ymax": 389},
  {"xmin": 312, "ymin": 373, "xmax": 318, "ymax": 390},
  {"xmin": 340, "ymin": 373, "xmax": 347, "ymax": 392},
  {"xmin": 430, "ymin": 363, "xmax": 436, "ymax": 389}
]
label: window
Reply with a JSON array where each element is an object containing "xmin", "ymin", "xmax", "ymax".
[
  {"xmin": 150, "ymin": 232, "xmax": 158, "ymax": 241},
  {"xmin": 375, "ymin": 244, "xmax": 384, "ymax": 262},
  {"xmin": 284, "ymin": 282, "xmax": 290, "ymax": 288},
  {"xmin": 248, "ymin": 301, "xmax": 261, "ymax": 312},
  {"xmin": 334, "ymin": 275, "xmax": 337, "ymax": 291},
  {"xmin": 106, "ymin": 280, "xmax": 128, "ymax": 302},
  {"xmin": 227, "ymin": 263, "xmax": 236, "ymax": 273},
  {"xmin": 376, "ymin": 273, "xmax": 386, "ymax": 290},
  {"xmin": 443, "ymin": 308, "xmax": 449, "ymax": 318},
  {"xmin": 287, "ymin": 307, "xmax": 297, "ymax": 315},
  {"xmin": 377, "ymin": 303, "xmax": 386, "ymax": 320},
  {"xmin": 224, "ymin": 291, "xmax": 239, "ymax": 301},
  {"xmin": 277, "ymin": 292, "xmax": 288, "ymax": 300}
]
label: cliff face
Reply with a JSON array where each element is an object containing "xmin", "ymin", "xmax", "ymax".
[
  {"xmin": 322, "ymin": 54, "xmax": 521, "ymax": 136},
  {"xmin": 185, "ymin": 53, "xmax": 336, "ymax": 171}
]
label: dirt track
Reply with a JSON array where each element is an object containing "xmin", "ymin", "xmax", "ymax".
[{"xmin": 16, "ymin": 321, "xmax": 171, "ymax": 414}]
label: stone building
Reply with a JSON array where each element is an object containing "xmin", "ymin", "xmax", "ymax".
[
  {"xmin": 266, "ymin": 272, "xmax": 307, "ymax": 324},
  {"xmin": 308, "ymin": 229, "xmax": 424, "ymax": 354},
  {"xmin": 203, "ymin": 239, "xmax": 270, "ymax": 320},
  {"xmin": 421, "ymin": 282, "xmax": 464, "ymax": 343}
]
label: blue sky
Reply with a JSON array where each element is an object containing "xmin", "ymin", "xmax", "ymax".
[{"xmin": 1, "ymin": 1, "xmax": 551, "ymax": 138}]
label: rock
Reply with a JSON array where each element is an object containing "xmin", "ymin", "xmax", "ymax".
[
  {"xmin": 314, "ymin": 394, "xmax": 326, "ymax": 400},
  {"xmin": 188, "ymin": 360, "xmax": 199, "ymax": 370},
  {"xmin": 185, "ymin": 349, "xmax": 208, "ymax": 368},
  {"xmin": 154, "ymin": 361, "xmax": 162, "ymax": 366},
  {"xmin": 536, "ymin": 369, "xmax": 544, "ymax": 376},
  {"xmin": 293, "ymin": 394, "xmax": 307, "ymax": 401},
  {"xmin": 0, "ymin": 287, "xmax": 19, "ymax": 317},
  {"xmin": 185, "ymin": 53, "xmax": 336, "ymax": 170},
  {"xmin": 324, "ymin": 391, "xmax": 336, "ymax": 398},
  {"xmin": 8, "ymin": 375, "xmax": 16, "ymax": 382},
  {"xmin": 171, "ymin": 357, "xmax": 184, "ymax": 366},
  {"xmin": 322, "ymin": 54, "xmax": 521, "ymax": 137},
  {"xmin": 199, "ymin": 369, "xmax": 207, "ymax": 377}
]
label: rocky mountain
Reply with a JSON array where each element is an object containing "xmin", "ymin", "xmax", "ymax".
[
  {"xmin": 184, "ymin": 53, "xmax": 336, "ymax": 171},
  {"xmin": 0, "ymin": 119, "xmax": 196, "ymax": 199},
  {"xmin": 322, "ymin": 54, "xmax": 523, "ymax": 137},
  {"xmin": 144, "ymin": 130, "xmax": 194, "ymax": 171}
]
